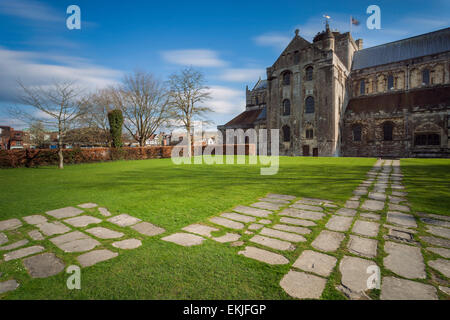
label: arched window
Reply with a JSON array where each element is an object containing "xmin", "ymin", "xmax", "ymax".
[
  {"xmin": 282, "ymin": 72, "xmax": 291, "ymax": 86},
  {"xmin": 282, "ymin": 125, "xmax": 290, "ymax": 142},
  {"xmin": 282, "ymin": 99, "xmax": 291, "ymax": 116},
  {"xmin": 360, "ymin": 80, "xmax": 365, "ymax": 95},
  {"xmin": 422, "ymin": 69, "xmax": 430, "ymax": 85},
  {"xmin": 383, "ymin": 122, "xmax": 394, "ymax": 141},
  {"xmin": 306, "ymin": 66, "xmax": 313, "ymax": 81},
  {"xmin": 387, "ymin": 75, "xmax": 394, "ymax": 90},
  {"xmin": 306, "ymin": 129, "xmax": 314, "ymax": 139},
  {"xmin": 305, "ymin": 96, "xmax": 315, "ymax": 113},
  {"xmin": 415, "ymin": 133, "xmax": 440, "ymax": 146},
  {"xmin": 294, "ymin": 51, "xmax": 300, "ymax": 64},
  {"xmin": 352, "ymin": 125, "xmax": 362, "ymax": 141}
]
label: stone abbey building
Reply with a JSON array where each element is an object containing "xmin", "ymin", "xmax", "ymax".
[{"xmin": 218, "ymin": 24, "xmax": 450, "ymax": 158}]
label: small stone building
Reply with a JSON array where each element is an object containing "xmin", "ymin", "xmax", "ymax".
[{"xmin": 218, "ymin": 24, "xmax": 450, "ymax": 158}]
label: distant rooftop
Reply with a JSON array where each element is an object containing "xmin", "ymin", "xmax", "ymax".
[
  {"xmin": 252, "ymin": 79, "xmax": 267, "ymax": 90},
  {"xmin": 352, "ymin": 27, "xmax": 450, "ymax": 70}
]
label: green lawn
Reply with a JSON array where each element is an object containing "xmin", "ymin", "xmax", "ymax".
[{"xmin": 0, "ymin": 156, "xmax": 448, "ymax": 299}]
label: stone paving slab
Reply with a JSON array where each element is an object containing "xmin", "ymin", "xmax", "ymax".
[
  {"xmin": 78, "ymin": 203, "xmax": 98, "ymax": 209},
  {"xmin": 64, "ymin": 215, "xmax": 102, "ymax": 228},
  {"xmin": 280, "ymin": 208, "xmax": 324, "ymax": 221},
  {"xmin": 238, "ymin": 246, "xmax": 289, "ymax": 265},
  {"xmin": 258, "ymin": 219, "xmax": 272, "ymax": 225},
  {"xmin": 388, "ymin": 203, "xmax": 410, "ymax": 212},
  {"xmin": 386, "ymin": 228, "xmax": 415, "ymax": 243},
  {"xmin": 0, "ymin": 239, "xmax": 29, "ymax": 251},
  {"xmin": 248, "ymin": 223, "xmax": 263, "ymax": 230},
  {"xmin": 0, "ymin": 280, "xmax": 19, "ymax": 294},
  {"xmin": 259, "ymin": 227, "xmax": 306, "ymax": 243},
  {"xmin": 380, "ymin": 276, "xmax": 437, "ymax": 300},
  {"xmin": 417, "ymin": 212, "xmax": 450, "ymax": 222},
  {"xmin": 272, "ymin": 224, "xmax": 311, "ymax": 235},
  {"xmin": 112, "ymin": 239, "xmax": 142, "ymax": 250},
  {"xmin": 258, "ymin": 197, "xmax": 290, "ymax": 204},
  {"xmin": 162, "ymin": 233, "xmax": 205, "ymax": 246},
  {"xmin": 77, "ymin": 249, "xmax": 118, "ymax": 268},
  {"xmin": 266, "ymin": 193, "xmax": 296, "ymax": 201},
  {"xmin": 301, "ymin": 197, "xmax": 333, "ymax": 204},
  {"xmin": 353, "ymin": 189, "xmax": 367, "ymax": 196},
  {"xmin": 86, "ymin": 227, "xmax": 124, "ymax": 239},
  {"xmin": 210, "ymin": 217, "xmax": 244, "ymax": 230},
  {"xmin": 312, "ymin": 230, "xmax": 345, "ymax": 253},
  {"xmin": 0, "ymin": 232, "xmax": 7, "ymax": 245},
  {"xmin": 388, "ymin": 196, "xmax": 407, "ymax": 204},
  {"xmin": 352, "ymin": 220, "xmax": 379, "ymax": 238},
  {"xmin": 221, "ymin": 212, "xmax": 255, "ymax": 223},
  {"xmin": 0, "ymin": 219, "xmax": 22, "ymax": 231},
  {"xmin": 50, "ymin": 231, "xmax": 100, "ymax": 253},
  {"xmin": 361, "ymin": 200, "xmax": 385, "ymax": 211},
  {"xmin": 249, "ymin": 235, "xmax": 295, "ymax": 251},
  {"xmin": 37, "ymin": 222, "xmax": 71, "ymax": 236},
  {"xmin": 28, "ymin": 230, "xmax": 44, "ymax": 241},
  {"xmin": 348, "ymin": 235, "xmax": 378, "ymax": 258},
  {"xmin": 359, "ymin": 212, "xmax": 380, "ymax": 221},
  {"xmin": 344, "ymin": 201, "xmax": 359, "ymax": 209},
  {"xmin": 98, "ymin": 208, "xmax": 112, "ymax": 217},
  {"xmin": 290, "ymin": 203, "xmax": 323, "ymax": 212},
  {"xmin": 426, "ymin": 225, "xmax": 450, "ymax": 239},
  {"xmin": 132, "ymin": 222, "xmax": 166, "ymax": 236},
  {"xmin": 420, "ymin": 218, "xmax": 450, "ymax": 228},
  {"xmin": 212, "ymin": 233, "xmax": 241, "ymax": 243},
  {"xmin": 23, "ymin": 253, "xmax": 65, "ymax": 278},
  {"xmin": 251, "ymin": 202, "xmax": 283, "ymax": 211},
  {"xmin": 392, "ymin": 191, "xmax": 407, "ymax": 197},
  {"xmin": 232, "ymin": 205, "xmax": 271, "ymax": 218},
  {"xmin": 46, "ymin": 207, "xmax": 84, "ymax": 219},
  {"xmin": 368, "ymin": 192, "xmax": 386, "ymax": 201},
  {"xmin": 107, "ymin": 214, "xmax": 141, "ymax": 227},
  {"xmin": 439, "ymin": 286, "xmax": 450, "ymax": 295},
  {"xmin": 326, "ymin": 216, "xmax": 353, "ymax": 232},
  {"xmin": 339, "ymin": 256, "xmax": 377, "ymax": 296},
  {"xmin": 23, "ymin": 215, "xmax": 47, "ymax": 225},
  {"xmin": 428, "ymin": 259, "xmax": 450, "ymax": 278},
  {"xmin": 384, "ymin": 241, "xmax": 426, "ymax": 279},
  {"xmin": 279, "ymin": 217, "xmax": 316, "ymax": 227},
  {"xmin": 427, "ymin": 247, "xmax": 450, "ymax": 258},
  {"xmin": 280, "ymin": 270, "xmax": 326, "ymax": 299},
  {"xmin": 421, "ymin": 236, "xmax": 450, "ymax": 248},
  {"xmin": 335, "ymin": 208, "xmax": 356, "ymax": 217},
  {"xmin": 182, "ymin": 224, "xmax": 219, "ymax": 237},
  {"xmin": 4, "ymin": 245, "xmax": 45, "ymax": 261},
  {"xmin": 292, "ymin": 250, "xmax": 337, "ymax": 277},
  {"xmin": 387, "ymin": 211, "xmax": 417, "ymax": 228}
]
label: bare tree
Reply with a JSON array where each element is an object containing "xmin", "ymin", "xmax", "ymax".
[
  {"xmin": 12, "ymin": 80, "xmax": 86, "ymax": 169},
  {"xmin": 110, "ymin": 71, "xmax": 170, "ymax": 147},
  {"xmin": 29, "ymin": 120, "xmax": 47, "ymax": 148},
  {"xmin": 168, "ymin": 67, "xmax": 212, "ymax": 157}
]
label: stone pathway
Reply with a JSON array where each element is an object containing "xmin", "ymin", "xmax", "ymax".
[{"xmin": 0, "ymin": 202, "xmax": 165, "ymax": 296}]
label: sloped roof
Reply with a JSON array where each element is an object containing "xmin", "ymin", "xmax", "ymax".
[
  {"xmin": 352, "ymin": 27, "xmax": 450, "ymax": 70},
  {"xmin": 223, "ymin": 109, "xmax": 263, "ymax": 129},
  {"xmin": 346, "ymin": 85, "xmax": 450, "ymax": 114},
  {"xmin": 253, "ymin": 79, "xmax": 267, "ymax": 90}
]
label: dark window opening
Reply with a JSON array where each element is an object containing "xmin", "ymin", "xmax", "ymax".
[
  {"xmin": 388, "ymin": 75, "xmax": 394, "ymax": 90},
  {"xmin": 282, "ymin": 126, "xmax": 290, "ymax": 142},
  {"xmin": 306, "ymin": 67, "xmax": 313, "ymax": 81},
  {"xmin": 306, "ymin": 129, "xmax": 314, "ymax": 139},
  {"xmin": 353, "ymin": 125, "xmax": 362, "ymax": 141},
  {"xmin": 294, "ymin": 51, "xmax": 300, "ymax": 64},
  {"xmin": 422, "ymin": 69, "xmax": 430, "ymax": 85},
  {"xmin": 383, "ymin": 122, "xmax": 393, "ymax": 141},
  {"xmin": 282, "ymin": 99, "xmax": 291, "ymax": 116},
  {"xmin": 415, "ymin": 133, "xmax": 440, "ymax": 146},
  {"xmin": 360, "ymin": 80, "xmax": 365, "ymax": 95},
  {"xmin": 305, "ymin": 96, "xmax": 315, "ymax": 113},
  {"xmin": 283, "ymin": 72, "xmax": 291, "ymax": 86}
]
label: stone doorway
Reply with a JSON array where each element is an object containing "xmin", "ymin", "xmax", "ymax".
[
  {"xmin": 313, "ymin": 148, "xmax": 318, "ymax": 157},
  {"xmin": 302, "ymin": 145, "xmax": 310, "ymax": 156}
]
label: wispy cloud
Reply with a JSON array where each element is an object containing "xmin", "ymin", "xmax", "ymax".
[
  {"xmin": 0, "ymin": 47, "xmax": 122, "ymax": 103},
  {"xmin": 218, "ymin": 68, "xmax": 265, "ymax": 82},
  {"xmin": 161, "ymin": 49, "xmax": 227, "ymax": 67},
  {"xmin": 253, "ymin": 33, "xmax": 291, "ymax": 50},
  {"xmin": 0, "ymin": 0, "xmax": 61, "ymax": 22},
  {"xmin": 207, "ymin": 86, "xmax": 245, "ymax": 115}
]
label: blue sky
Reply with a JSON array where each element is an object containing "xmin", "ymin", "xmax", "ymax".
[{"xmin": 0, "ymin": 0, "xmax": 449, "ymax": 130}]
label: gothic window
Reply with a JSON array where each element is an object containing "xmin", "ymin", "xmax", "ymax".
[
  {"xmin": 305, "ymin": 96, "xmax": 315, "ymax": 113},
  {"xmin": 306, "ymin": 66, "xmax": 313, "ymax": 81},
  {"xmin": 415, "ymin": 133, "xmax": 440, "ymax": 146},
  {"xmin": 353, "ymin": 125, "xmax": 362, "ymax": 141},
  {"xmin": 360, "ymin": 80, "xmax": 365, "ymax": 95},
  {"xmin": 282, "ymin": 99, "xmax": 291, "ymax": 116},
  {"xmin": 294, "ymin": 51, "xmax": 300, "ymax": 64},
  {"xmin": 255, "ymin": 96, "xmax": 259, "ymax": 105},
  {"xmin": 282, "ymin": 72, "xmax": 292, "ymax": 86},
  {"xmin": 306, "ymin": 129, "xmax": 314, "ymax": 139},
  {"xmin": 383, "ymin": 122, "xmax": 394, "ymax": 141},
  {"xmin": 388, "ymin": 75, "xmax": 394, "ymax": 90},
  {"xmin": 422, "ymin": 69, "xmax": 430, "ymax": 85},
  {"xmin": 282, "ymin": 125, "xmax": 291, "ymax": 142}
]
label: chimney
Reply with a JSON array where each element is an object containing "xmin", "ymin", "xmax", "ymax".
[{"xmin": 355, "ymin": 39, "xmax": 363, "ymax": 50}]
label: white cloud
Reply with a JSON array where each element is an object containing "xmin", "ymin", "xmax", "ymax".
[
  {"xmin": 0, "ymin": 47, "xmax": 122, "ymax": 103},
  {"xmin": 253, "ymin": 33, "xmax": 291, "ymax": 50},
  {"xmin": 0, "ymin": 0, "xmax": 61, "ymax": 22},
  {"xmin": 219, "ymin": 68, "xmax": 265, "ymax": 82},
  {"xmin": 207, "ymin": 86, "xmax": 245, "ymax": 115},
  {"xmin": 161, "ymin": 49, "xmax": 226, "ymax": 67}
]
